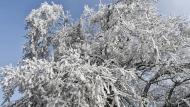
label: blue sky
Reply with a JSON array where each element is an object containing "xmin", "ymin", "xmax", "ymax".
[
  {"xmin": 0, "ymin": 0, "xmax": 190, "ymax": 104},
  {"xmin": 159, "ymin": 0, "xmax": 190, "ymax": 17}
]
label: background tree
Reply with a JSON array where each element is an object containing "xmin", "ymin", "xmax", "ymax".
[{"xmin": 24, "ymin": 2, "xmax": 68, "ymax": 60}]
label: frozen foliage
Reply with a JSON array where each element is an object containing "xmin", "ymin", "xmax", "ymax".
[
  {"xmin": 1, "ymin": 53, "xmax": 138, "ymax": 107},
  {"xmin": 24, "ymin": 2, "xmax": 68, "ymax": 59},
  {"xmin": 1, "ymin": 0, "xmax": 190, "ymax": 107}
]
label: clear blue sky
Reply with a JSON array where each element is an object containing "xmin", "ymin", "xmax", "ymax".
[{"xmin": 0, "ymin": 0, "xmax": 190, "ymax": 104}]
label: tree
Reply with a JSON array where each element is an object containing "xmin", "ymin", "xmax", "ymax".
[
  {"xmin": 24, "ymin": 2, "xmax": 68, "ymax": 60},
  {"xmin": 1, "ymin": 0, "xmax": 190, "ymax": 107}
]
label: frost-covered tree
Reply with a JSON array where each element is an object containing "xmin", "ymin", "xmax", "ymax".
[
  {"xmin": 24, "ymin": 2, "xmax": 69, "ymax": 59},
  {"xmin": 1, "ymin": 0, "xmax": 190, "ymax": 107},
  {"xmin": 82, "ymin": 0, "xmax": 190, "ymax": 106}
]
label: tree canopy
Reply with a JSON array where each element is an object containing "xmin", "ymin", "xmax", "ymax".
[{"xmin": 1, "ymin": 0, "xmax": 190, "ymax": 107}]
